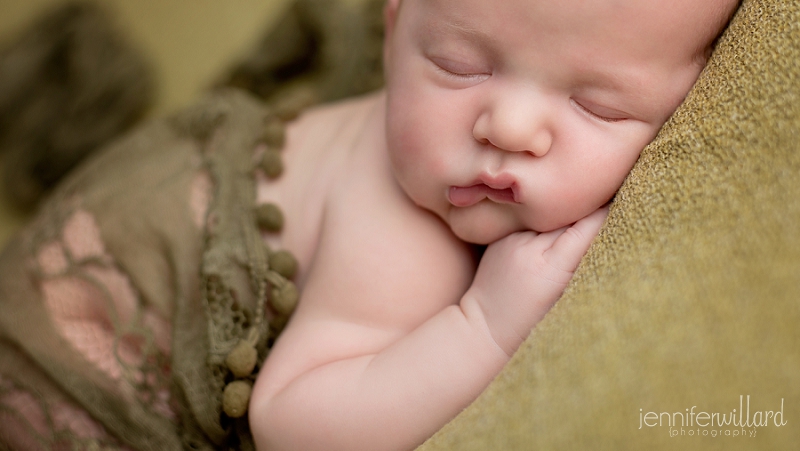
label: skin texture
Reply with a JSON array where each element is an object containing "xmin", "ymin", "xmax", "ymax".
[{"xmin": 249, "ymin": 0, "xmax": 738, "ymax": 450}]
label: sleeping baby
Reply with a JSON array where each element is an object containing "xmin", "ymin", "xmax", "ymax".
[
  {"xmin": 249, "ymin": 0, "xmax": 739, "ymax": 450},
  {"xmin": 0, "ymin": 0, "xmax": 739, "ymax": 449}
]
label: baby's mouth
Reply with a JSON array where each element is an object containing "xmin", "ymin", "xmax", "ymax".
[{"xmin": 448, "ymin": 184, "xmax": 518, "ymax": 207}]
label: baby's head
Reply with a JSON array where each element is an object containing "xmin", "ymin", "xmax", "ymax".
[{"xmin": 382, "ymin": 0, "xmax": 738, "ymax": 244}]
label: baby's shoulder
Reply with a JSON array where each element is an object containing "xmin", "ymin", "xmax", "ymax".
[
  {"xmin": 285, "ymin": 92, "xmax": 384, "ymax": 158},
  {"xmin": 253, "ymin": 92, "xmax": 476, "ymax": 401},
  {"xmin": 257, "ymin": 92, "xmax": 387, "ymax": 274},
  {"xmin": 266, "ymin": 89, "xmax": 476, "ymax": 325},
  {"xmin": 305, "ymin": 101, "xmax": 476, "ymax": 330}
]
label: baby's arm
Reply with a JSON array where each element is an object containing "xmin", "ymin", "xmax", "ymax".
[{"xmin": 250, "ymin": 208, "xmax": 607, "ymax": 451}]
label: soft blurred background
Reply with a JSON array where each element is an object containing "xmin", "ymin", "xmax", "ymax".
[{"xmin": 0, "ymin": 0, "xmax": 301, "ymax": 247}]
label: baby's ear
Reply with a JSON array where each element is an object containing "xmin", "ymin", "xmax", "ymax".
[
  {"xmin": 383, "ymin": 0, "xmax": 402, "ymax": 71},
  {"xmin": 384, "ymin": 0, "xmax": 401, "ymax": 39}
]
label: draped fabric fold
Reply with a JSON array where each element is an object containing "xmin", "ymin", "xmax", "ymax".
[{"xmin": 0, "ymin": 90, "xmax": 280, "ymax": 450}]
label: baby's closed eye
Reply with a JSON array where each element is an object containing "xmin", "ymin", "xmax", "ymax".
[
  {"xmin": 428, "ymin": 56, "xmax": 490, "ymax": 85},
  {"xmin": 570, "ymin": 98, "xmax": 629, "ymax": 123}
]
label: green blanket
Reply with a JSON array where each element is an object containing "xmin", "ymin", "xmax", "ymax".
[{"xmin": 419, "ymin": 0, "xmax": 800, "ymax": 449}]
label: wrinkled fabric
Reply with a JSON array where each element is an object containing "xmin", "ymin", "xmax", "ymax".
[
  {"xmin": 0, "ymin": 0, "xmax": 386, "ymax": 447},
  {"xmin": 0, "ymin": 90, "xmax": 283, "ymax": 450}
]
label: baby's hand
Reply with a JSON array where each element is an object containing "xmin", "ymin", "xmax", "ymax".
[{"xmin": 465, "ymin": 207, "xmax": 608, "ymax": 356}]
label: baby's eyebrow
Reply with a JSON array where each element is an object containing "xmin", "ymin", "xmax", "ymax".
[
  {"xmin": 572, "ymin": 59, "xmax": 639, "ymax": 89},
  {"xmin": 576, "ymin": 66, "xmax": 651, "ymax": 99},
  {"xmin": 425, "ymin": 17, "xmax": 498, "ymax": 52},
  {"xmin": 441, "ymin": 21, "xmax": 491, "ymax": 41}
]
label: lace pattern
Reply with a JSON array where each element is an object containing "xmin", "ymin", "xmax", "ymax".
[{"xmin": 0, "ymin": 90, "xmax": 290, "ymax": 450}]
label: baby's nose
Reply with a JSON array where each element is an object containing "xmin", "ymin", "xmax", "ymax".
[{"xmin": 472, "ymin": 92, "xmax": 553, "ymax": 157}]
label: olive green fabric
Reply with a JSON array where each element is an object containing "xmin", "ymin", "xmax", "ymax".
[
  {"xmin": 0, "ymin": 90, "xmax": 284, "ymax": 450},
  {"xmin": 418, "ymin": 0, "xmax": 800, "ymax": 450}
]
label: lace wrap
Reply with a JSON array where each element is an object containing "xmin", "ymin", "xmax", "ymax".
[{"xmin": 0, "ymin": 89, "xmax": 291, "ymax": 450}]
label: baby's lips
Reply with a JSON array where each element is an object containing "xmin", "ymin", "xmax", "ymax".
[{"xmin": 448, "ymin": 184, "xmax": 517, "ymax": 207}]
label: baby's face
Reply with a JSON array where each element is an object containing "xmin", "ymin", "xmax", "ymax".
[{"xmin": 384, "ymin": 0, "xmax": 734, "ymax": 244}]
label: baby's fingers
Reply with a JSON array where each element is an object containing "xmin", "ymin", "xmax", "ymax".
[{"xmin": 543, "ymin": 207, "xmax": 608, "ymax": 272}]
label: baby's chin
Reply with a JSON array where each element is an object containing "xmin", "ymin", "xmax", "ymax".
[{"xmin": 445, "ymin": 205, "xmax": 525, "ymax": 245}]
